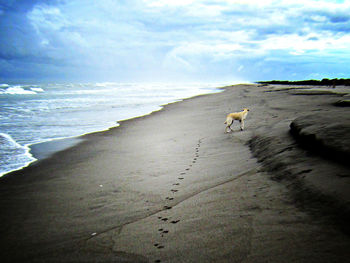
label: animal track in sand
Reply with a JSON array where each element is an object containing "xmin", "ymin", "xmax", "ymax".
[
  {"xmin": 158, "ymin": 229, "xmax": 169, "ymax": 235},
  {"xmin": 154, "ymin": 242, "xmax": 164, "ymax": 249},
  {"xmin": 152, "ymin": 139, "xmax": 204, "ymax": 261}
]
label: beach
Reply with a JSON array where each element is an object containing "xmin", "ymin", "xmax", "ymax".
[{"xmin": 1, "ymin": 84, "xmax": 349, "ymax": 262}]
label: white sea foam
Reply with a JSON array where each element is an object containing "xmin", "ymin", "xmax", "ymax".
[
  {"xmin": 0, "ymin": 85, "xmax": 44, "ymax": 95},
  {"xmin": 1, "ymin": 86, "xmax": 37, "ymax": 95},
  {"xmin": 0, "ymin": 133, "xmax": 36, "ymax": 177},
  {"xmin": 96, "ymin": 82, "xmax": 116, "ymax": 87},
  {"xmin": 30, "ymin": 87, "xmax": 45, "ymax": 92},
  {"xmin": 0, "ymin": 132, "xmax": 23, "ymax": 149}
]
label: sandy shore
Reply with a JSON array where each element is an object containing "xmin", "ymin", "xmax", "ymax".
[{"xmin": 0, "ymin": 84, "xmax": 349, "ymax": 262}]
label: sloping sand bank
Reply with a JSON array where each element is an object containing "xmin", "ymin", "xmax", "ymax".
[{"xmin": 0, "ymin": 84, "xmax": 349, "ymax": 262}]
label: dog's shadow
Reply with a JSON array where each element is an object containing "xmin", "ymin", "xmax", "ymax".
[{"xmin": 226, "ymin": 129, "xmax": 244, "ymax": 134}]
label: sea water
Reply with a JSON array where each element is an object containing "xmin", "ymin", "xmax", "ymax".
[{"xmin": 0, "ymin": 82, "xmax": 223, "ymax": 177}]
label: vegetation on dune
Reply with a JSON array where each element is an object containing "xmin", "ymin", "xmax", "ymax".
[{"xmin": 257, "ymin": 78, "xmax": 350, "ymax": 86}]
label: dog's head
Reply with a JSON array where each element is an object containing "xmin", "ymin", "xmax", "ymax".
[{"xmin": 243, "ymin": 108, "xmax": 250, "ymax": 111}]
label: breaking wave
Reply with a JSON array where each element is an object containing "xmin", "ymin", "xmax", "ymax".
[
  {"xmin": 0, "ymin": 133, "xmax": 36, "ymax": 177},
  {"xmin": 0, "ymin": 84, "xmax": 44, "ymax": 95}
]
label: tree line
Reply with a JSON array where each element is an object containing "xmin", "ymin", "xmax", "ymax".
[{"xmin": 257, "ymin": 78, "xmax": 350, "ymax": 86}]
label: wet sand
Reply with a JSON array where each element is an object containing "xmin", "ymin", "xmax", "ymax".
[{"xmin": 0, "ymin": 84, "xmax": 349, "ymax": 262}]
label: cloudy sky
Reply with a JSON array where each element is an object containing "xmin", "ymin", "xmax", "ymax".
[{"xmin": 0, "ymin": 0, "xmax": 349, "ymax": 83}]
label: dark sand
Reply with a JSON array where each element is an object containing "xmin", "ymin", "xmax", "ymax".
[
  {"xmin": 30, "ymin": 137, "xmax": 85, "ymax": 160},
  {"xmin": 0, "ymin": 84, "xmax": 349, "ymax": 262}
]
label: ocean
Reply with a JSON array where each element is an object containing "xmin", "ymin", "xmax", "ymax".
[{"xmin": 0, "ymin": 82, "xmax": 223, "ymax": 177}]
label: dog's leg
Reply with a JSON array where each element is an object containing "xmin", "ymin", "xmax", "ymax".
[
  {"xmin": 225, "ymin": 118, "xmax": 233, "ymax": 133},
  {"xmin": 229, "ymin": 120, "xmax": 235, "ymax": 132},
  {"xmin": 240, "ymin": 120, "xmax": 244, "ymax": 131}
]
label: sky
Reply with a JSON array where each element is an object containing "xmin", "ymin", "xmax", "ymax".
[{"xmin": 0, "ymin": 0, "xmax": 349, "ymax": 83}]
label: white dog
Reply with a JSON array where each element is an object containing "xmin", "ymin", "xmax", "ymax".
[{"xmin": 224, "ymin": 108, "xmax": 249, "ymax": 133}]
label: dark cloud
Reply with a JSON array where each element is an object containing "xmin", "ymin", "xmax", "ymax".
[
  {"xmin": 0, "ymin": 12, "xmax": 38, "ymax": 60},
  {"xmin": 0, "ymin": 0, "xmax": 62, "ymax": 12},
  {"xmin": 330, "ymin": 15, "xmax": 350, "ymax": 23}
]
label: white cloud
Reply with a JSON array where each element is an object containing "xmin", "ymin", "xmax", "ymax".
[
  {"xmin": 145, "ymin": 0, "xmax": 197, "ymax": 7},
  {"xmin": 28, "ymin": 5, "xmax": 68, "ymax": 32},
  {"xmin": 257, "ymin": 32, "xmax": 350, "ymax": 56}
]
